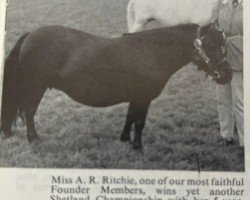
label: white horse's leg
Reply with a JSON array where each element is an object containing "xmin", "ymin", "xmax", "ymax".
[
  {"xmin": 127, "ymin": 0, "xmax": 148, "ymax": 33},
  {"xmin": 130, "ymin": 20, "xmax": 147, "ymax": 33},
  {"xmin": 127, "ymin": 0, "xmax": 136, "ymax": 32}
]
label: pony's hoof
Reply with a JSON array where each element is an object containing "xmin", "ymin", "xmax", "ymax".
[
  {"xmin": 132, "ymin": 142, "xmax": 142, "ymax": 150},
  {"xmin": 2, "ymin": 133, "xmax": 13, "ymax": 140},
  {"xmin": 27, "ymin": 134, "xmax": 39, "ymax": 143},
  {"xmin": 133, "ymin": 144, "xmax": 144, "ymax": 154},
  {"xmin": 120, "ymin": 134, "xmax": 130, "ymax": 142},
  {"xmin": 29, "ymin": 137, "xmax": 41, "ymax": 147}
]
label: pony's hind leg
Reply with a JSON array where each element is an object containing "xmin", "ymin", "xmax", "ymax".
[
  {"xmin": 1, "ymin": 100, "xmax": 18, "ymax": 139},
  {"xmin": 1, "ymin": 83, "xmax": 18, "ymax": 138},
  {"xmin": 1, "ymin": 71, "xmax": 21, "ymax": 139},
  {"xmin": 1, "ymin": 34, "xmax": 29, "ymax": 138},
  {"xmin": 23, "ymin": 85, "xmax": 47, "ymax": 142}
]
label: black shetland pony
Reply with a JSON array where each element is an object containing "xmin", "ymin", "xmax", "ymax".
[{"xmin": 1, "ymin": 23, "xmax": 232, "ymax": 149}]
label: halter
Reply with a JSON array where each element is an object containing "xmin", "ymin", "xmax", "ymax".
[{"xmin": 193, "ymin": 25, "xmax": 227, "ymax": 79}]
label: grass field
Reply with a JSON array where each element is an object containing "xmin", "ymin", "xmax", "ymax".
[{"xmin": 0, "ymin": 0, "xmax": 244, "ymax": 171}]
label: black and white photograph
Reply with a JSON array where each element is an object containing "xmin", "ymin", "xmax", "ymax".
[{"xmin": 0, "ymin": 0, "xmax": 244, "ymax": 171}]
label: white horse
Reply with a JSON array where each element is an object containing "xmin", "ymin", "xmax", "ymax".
[{"xmin": 127, "ymin": 0, "xmax": 219, "ymax": 33}]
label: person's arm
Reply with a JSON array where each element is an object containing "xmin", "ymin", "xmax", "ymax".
[{"xmin": 210, "ymin": 0, "xmax": 222, "ymax": 24}]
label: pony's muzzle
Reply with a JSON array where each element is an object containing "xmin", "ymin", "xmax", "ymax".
[
  {"xmin": 211, "ymin": 71, "xmax": 221, "ymax": 80},
  {"xmin": 214, "ymin": 61, "xmax": 233, "ymax": 85}
]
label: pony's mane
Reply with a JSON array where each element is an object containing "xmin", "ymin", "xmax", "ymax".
[{"xmin": 123, "ymin": 24, "xmax": 199, "ymax": 37}]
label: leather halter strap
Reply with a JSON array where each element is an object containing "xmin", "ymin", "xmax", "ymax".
[
  {"xmin": 193, "ymin": 25, "xmax": 227, "ymax": 80},
  {"xmin": 193, "ymin": 27, "xmax": 210, "ymax": 64}
]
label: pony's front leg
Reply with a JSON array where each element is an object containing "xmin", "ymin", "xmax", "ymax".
[
  {"xmin": 121, "ymin": 103, "xmax": 135, "ymax": 142},
  {"xmin": 1, "ymin": 124, "xmax": 13, "ymax": 139},
  {"xmin": 133, "ymin": 103, "xmax": 150, "ymax": 150}
]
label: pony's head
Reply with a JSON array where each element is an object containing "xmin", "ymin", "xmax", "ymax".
[{"xmin": 193, "ymin": 23, "xmax": 232, "ymax": 84}]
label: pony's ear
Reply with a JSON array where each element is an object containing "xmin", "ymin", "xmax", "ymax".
[
  {"xmin": 199, "ymin": 23, "xmax": 212, "ymax": 37},
  {"xmin": 211, "ymin": 20, "xmax": 225, "ymax": 33},
  {"xmin": 213, "ymin": 19, "xmax": 219, "ymax": 27}
]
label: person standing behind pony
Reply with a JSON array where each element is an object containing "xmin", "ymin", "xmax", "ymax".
[{"xmin": 214, "ymin": 0, "xmax": 243, "ymax": 147}]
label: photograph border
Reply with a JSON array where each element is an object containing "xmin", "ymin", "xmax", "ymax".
[{"xmin": 0, "ymin": 0, "xmax": 249, "ymax": 198}]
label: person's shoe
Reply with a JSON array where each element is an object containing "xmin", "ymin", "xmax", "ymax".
[
  {"xmin": 237, "ymin": 146, "xmax": 244, "ymax": 158},
  {"xmin": 219, "ymin": 138, "xmax": 234, "ymax": 146}
]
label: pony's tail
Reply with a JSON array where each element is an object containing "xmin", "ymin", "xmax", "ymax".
[
  {"xmin": 1, "ymin": 33, "xmax": 29, "ymax": 131},
  {"xmin": 127, "ymin": 0, "xmax": 136, "ymax": 33}
]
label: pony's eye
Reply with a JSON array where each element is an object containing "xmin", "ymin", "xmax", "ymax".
[
  {"xmin": 204, "ymin": 41, "xmax": 216, "ymax": 50},
  {"xmin": 209, "ymin": 44, "xmax": 217, "ymax": 49}
]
